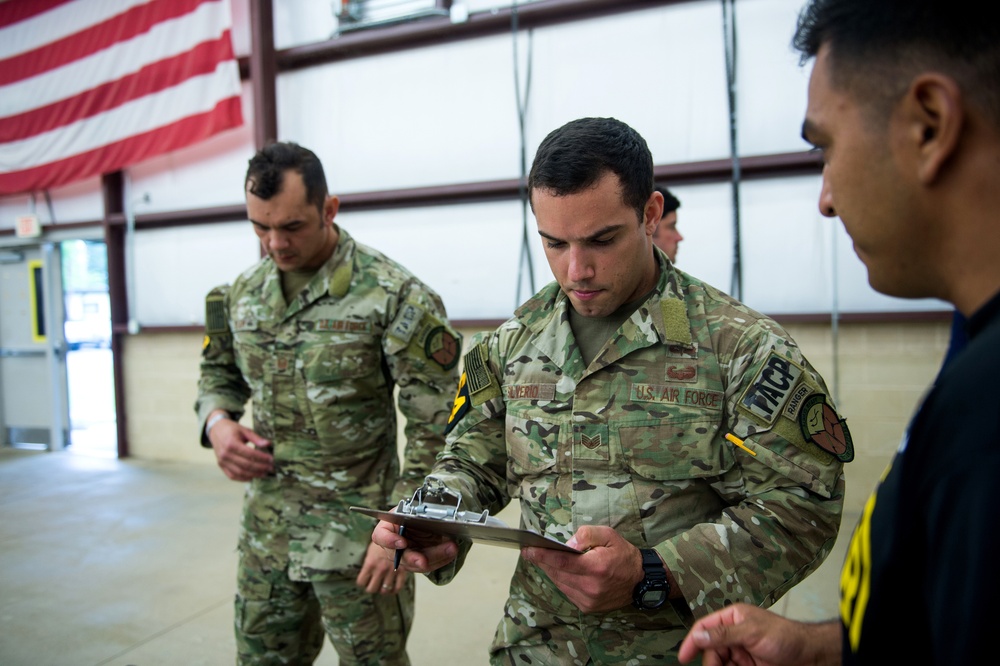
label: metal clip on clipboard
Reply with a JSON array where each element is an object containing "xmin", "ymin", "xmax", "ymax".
[
  {"xmin": 351, "ymin": 484, "xmax": 582, "ymax": 554},
  {"xmin": 395, "ymin": 485, "xmax": 506, "ymax": 528}
]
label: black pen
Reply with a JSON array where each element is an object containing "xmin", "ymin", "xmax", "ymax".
[{"xmin": 393, "ymin": 525, "xmax": 405, "ymax": 571}]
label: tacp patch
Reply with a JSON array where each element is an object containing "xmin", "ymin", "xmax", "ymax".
[
  {"xmin": 205, "ymin": 294, "xmax": 227, "ymax": 335},
  {"xmin": 738, "ymin": 352, "xmax": 804, "ymax": 426},
  {"xmin": 799, "ymin": 394, "xmax": 855, "ymax": 462},
  {"xmin": 444, "ymin": 372, "xmax": 470, "ymax": 435},
  {"xmin": 463, "ymin": 342, "xmax": 501, "ymax": 406},
  {"xmin": 388, "ymin": 302, "xmax": 424, "ymax": 343}
]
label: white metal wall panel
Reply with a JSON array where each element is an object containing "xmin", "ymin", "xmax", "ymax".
[{"xmin": 132, "ymin": 222, "xmax": 260, "ymax": 326}]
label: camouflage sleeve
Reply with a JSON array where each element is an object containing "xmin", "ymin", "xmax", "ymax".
[
  {"xmin": 382, "ymin": 279, "xmax": 463, "ymax": 503},
  {"xmin": 421, "ymin": 331, "xmax": 512, "ymax": 586},
  {"xmin": 193, "ymin": 284, "xmax": 250, "ymax": 447},
  {"xmin": 659, "ymin": 318, "xmax": 848, "ymax": 621}
]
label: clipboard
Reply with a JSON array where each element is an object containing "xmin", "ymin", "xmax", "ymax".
[{"xmin": 351, "ymin": 485, "xmax": 581, "ymax": 554}]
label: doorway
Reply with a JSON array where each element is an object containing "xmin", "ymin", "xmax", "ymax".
[
  {"xmin": 61, "ymin": 240, "xmax": 117, "ymax": 458},
  {"xmin": 0, "ymin": 240, "xmax": 116, "ymax": 458},
  {"xmin": 0, "ymin": 243, "xmax": 69, "ymax": 451}
]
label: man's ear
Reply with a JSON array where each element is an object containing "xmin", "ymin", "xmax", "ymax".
[
  {"xmin": 901, "ymin": 73, "xmax": 963, "ymax": 184},
  {"xmin": 643, "ymin": 190, "xmax": 663, "ymax": 235},
  {"xmin": 324, "ymin": 194, "xmax": 341, "ymax": 225}
]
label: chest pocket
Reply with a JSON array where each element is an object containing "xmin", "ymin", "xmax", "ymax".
[
  {"xmin": 300, "ymin": 333, "xmax": 381, "ymax": 384},
  {"xmin": 232, "ymin": 323, "xmax": 273, "ymax": 383},
  {"xmin": 617, "ymin": 417, "xmax": 734, "ymax": 481},
  {"xmin": 505, "ymin": 408, "xmax": 565, "ymax": 477}
]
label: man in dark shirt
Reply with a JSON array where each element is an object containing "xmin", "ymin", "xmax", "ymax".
[{"xmin": 679, "ymin": 1, "xmax": 1000, "ymax": 664}]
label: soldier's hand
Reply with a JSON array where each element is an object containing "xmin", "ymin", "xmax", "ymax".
[
  {"xmin": 208, "ymin": 417, "xmax": 273, "ymax": 481},
  {"xmin": 521, "ymin": 525, "xmax": 646, "ymax": 614},
  {"xmin": 356, "ymin": 541, "xmax": 408, "ymax": 595},
  {"xmin": 371, "ymin": 519, "xmax": 458, "ymax": 574},
  {"xmin": 678, "ymin": 603, "xmax": 839, "ymax": 666}
]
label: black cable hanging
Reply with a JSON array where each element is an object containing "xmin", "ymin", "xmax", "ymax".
[
  {"xmin": 722, "ymin": 0, "xmax": 743, "ymax": 300},
  {"xmin": 512, "ymin": 1, "xmax": 536, "ymax": 309}
]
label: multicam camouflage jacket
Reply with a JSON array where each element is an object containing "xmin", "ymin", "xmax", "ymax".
[
  {"xmin": 195, "ymin": 227, "xmax": 461, "ymax": 581},
  {"xmin": 428, "ymin": 251, "xmax": 850, "ymax": 646}
]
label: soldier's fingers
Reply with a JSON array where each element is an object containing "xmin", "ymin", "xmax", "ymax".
[{"xmin": 391, "ymin": 569, "xmax": 408, "ymax": 593}]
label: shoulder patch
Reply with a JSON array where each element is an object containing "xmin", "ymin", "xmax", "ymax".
[
  {"xmin": 444, "ymin": 373, "xmax": 470, "ymax": 435},
  {"xmin": 205, "ymin": 293, "xmax": 228, "ymax": 335},
  {"xmin": 422, "ymin": 325, "xmax": 460, "ymax": 370},
  {"xmin": 798, "ymin": 394, "xmax": 854, "ymax": 462},
  {"xmin": 738, "ymin": 352, "xmax": 804, "ymax": 426},
  {"xmin": 463, "ymin": 341, "xmax": 501, "ymax": 406},
  {"xmin": 388, "ymin": 302, "xmax": 425, "ymax": 343}
]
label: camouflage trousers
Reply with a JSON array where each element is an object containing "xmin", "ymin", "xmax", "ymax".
[
  {"xmin": 488, "ymin": 566, "xmax": 686, "ymax": 666},
  {"xmin": 235, "ymin": 563, "xmax": 415, "ymax": 665}
]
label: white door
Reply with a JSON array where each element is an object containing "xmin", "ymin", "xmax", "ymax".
[{"xmin": 0, "ymin": 243, "xmax": 69, "ymax": 450}]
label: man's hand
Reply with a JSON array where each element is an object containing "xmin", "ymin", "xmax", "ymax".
[
  {"xmin": 356, "ymin": 541, "xmax": 408, "ymax": 595},
  {"xmin": 370, "ymin": 518, "xmax": 458, "ymax": 574},
  {"xmin": 677, "ymin": 603, "xmax": 841, "ymax": 666},
  {"xmin": 207, "ymin": 414, "xmax": 273, "ymax": 481},
  {"xmin": 521, "ymin": 525, "xmax": 646, "ymax": 614}
]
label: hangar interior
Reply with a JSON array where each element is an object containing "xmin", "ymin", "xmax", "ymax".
[{"xmin": 0, "ymin": 1, "xmax": 951, "ymax": 664}]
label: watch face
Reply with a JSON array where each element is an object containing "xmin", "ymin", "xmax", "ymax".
[{"xmin": 642, "ymin": 589, "xmax": 667, "ymax": 607}]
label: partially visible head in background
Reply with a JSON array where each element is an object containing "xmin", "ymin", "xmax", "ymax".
[{"xmin": 652, "ymin": 186, "xmax": 683, "ymax": 262}]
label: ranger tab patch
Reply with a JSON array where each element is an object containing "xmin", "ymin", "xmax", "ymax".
[
  {"xmin": 739, "ymin": 352, "xmax": 803, "ymax": 426},
  {"xmin": 799, "ymin": 394, "xmax": 855, "ymax": 462}
]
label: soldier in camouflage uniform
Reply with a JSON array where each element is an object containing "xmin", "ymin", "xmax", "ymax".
[
  {"xmin": 373, "ymin": 118, "xmax": 850, "ymax": 665},
  {"xmin": 196, "ymin": 142, "xmax": 461, "ymax": 665}
]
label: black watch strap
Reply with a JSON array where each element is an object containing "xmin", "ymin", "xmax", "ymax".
[{"xmin": 633, "ymin": 548, "xmax": 670, "ymax": 610}]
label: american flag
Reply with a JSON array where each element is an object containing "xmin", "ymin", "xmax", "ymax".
[{"xmin": 0, "ymin": 0, "xmax": 244, "ymax": 195}]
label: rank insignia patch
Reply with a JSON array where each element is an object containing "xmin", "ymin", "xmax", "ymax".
[{"xmin": 799, "ymin": 394, "xmax": 855, "ymax": 462}]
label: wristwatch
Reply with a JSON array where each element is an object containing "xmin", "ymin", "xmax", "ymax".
[{"xmin": 632, "ymin": 548, "xmax": 670, "ymax": 610}]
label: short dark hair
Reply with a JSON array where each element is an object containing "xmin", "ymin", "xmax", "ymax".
[
  {"xmin": 528, "ymin": 117, "xmax": 653, "ymax": 220},
  {"xmin": 245, "ymin": 142, "xmax": 328, "ymax": 213},
  {"xmin": 792, "ymin": 0, "xmax": 1000, "ymax": 126},
  {"xmin": 656, "ymin": 186, "xmax": 681, "ymax": 217}
]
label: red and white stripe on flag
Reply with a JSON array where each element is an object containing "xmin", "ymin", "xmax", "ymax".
[{"xmin": 0, "ymin": 0, "xmax": 244, "ymax": 195}]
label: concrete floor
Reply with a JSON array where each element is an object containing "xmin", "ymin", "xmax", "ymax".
[{"xmin": 0, "ymin": 446, "xmax": 855, "ymax": 665}]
